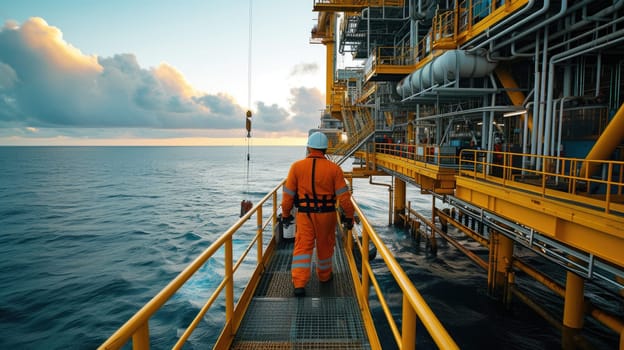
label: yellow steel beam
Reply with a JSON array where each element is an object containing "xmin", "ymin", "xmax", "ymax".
[
  {"xmin": 350, "ymin": 169, "xmax": 387, "ymax": 178},
  {"xmin": 494, "ymin": 66, "xmax": 533, "ymax": 130},
  {"xmin": 325, "ymin": 16, "xmax": 336, "ymax": 107},
  {"xmin": 495, "ymin": 65, "xmax": 526, "ymax": 107},
  {"xmin": 394, "ymin": 178, "xmax": 406, "ymax": 224},
  {"xmin": 563, "ymin": 269, "xmax": 585, "ymax": 329},
  {"xmin": 583, "ymin": 102, "xmax": 624, "ymax": 177},
  {"xmin": 311, "ymin": 12, "xmax": 332, "ymax": 42},
  {"xmin": 367, "ymin": 64, "xmax": 416, "ymax": 80},
  {"xmin": 313, "ymin": 0, "xmax": 405, "ymax": 12},
  {"xmin": 374, "ymin": 153, "xmax": 456, "ymax": 194},
  {"xmin": 488, "ymin": 232, "xmax": 513, "ymax": 296},
  {"xmin": 455, "ymin": 176, "xmax": 624, "ymax": 268},
  {"xmin": 455, "ymin": 0, "xmax": 530, "ymax": 46}
]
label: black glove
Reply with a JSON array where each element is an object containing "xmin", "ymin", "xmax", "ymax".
[
  {"xmin": 282, "ymin": 215, "xmax": 294, "ymax": 229},
  {"xmin": 341, "ymin": 214, "xmax": 354, "ymax": 230}
]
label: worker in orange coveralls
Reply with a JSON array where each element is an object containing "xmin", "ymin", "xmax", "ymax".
[{"xmin": 281, "ymin": 132, "xmax": 354, "ymax": 297}]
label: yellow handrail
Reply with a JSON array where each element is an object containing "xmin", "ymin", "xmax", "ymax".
[
  {"xmin": 314, "ymin": 0, "xmax": 404, "ymax": 8},
  {"xmin": 458, "ymin": 149, "xmax": 624, "ymax": 214},
  {"xmin": 101, "ymin": 173, "xmax": 459, "ymax": 349},
  {"xmin": 99, "ymin": 180, "xmax": 285, "ymax": 350},
  {"xmin": 346, "ymin": 199, "xmax": 460, "ymax": 349},
  {"xmin": 374, "ymin": 142, "xmax": 459, "ymax": 166}
]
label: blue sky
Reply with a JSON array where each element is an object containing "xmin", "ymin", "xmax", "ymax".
[{"xmin": 0, "ymin": 0, "xmax": 326, "ymax": 145}]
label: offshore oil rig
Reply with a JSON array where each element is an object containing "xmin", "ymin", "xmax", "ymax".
[
  {"xmin": 101, "ymin": 1, "xmax": 624, "ymax": 349},
  {"xmin": 312, "ymin": 0, "xmax": 624, "ymax": 348}
]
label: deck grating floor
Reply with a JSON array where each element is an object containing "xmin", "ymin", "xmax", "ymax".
[
  {"xmin": 231, "ymin": 232, "xmax": 370, "ymax": 349},
  {"xmin": 234, "ymin": 297, "xmax": 366, "ymax": 342}
]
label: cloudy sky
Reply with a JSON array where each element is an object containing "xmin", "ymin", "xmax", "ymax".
[{"xmin": 0, "ymin": 1, "xmax": 327, "ymax": 145}]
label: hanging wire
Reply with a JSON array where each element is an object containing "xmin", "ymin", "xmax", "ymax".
[
  {"xmin": 244, "ymin": 0, "xmax": 253, "ymax": 197},
  {"xmin": 247, "ymin": 0, "xmax": 253, "ymax": 113},
  {"xmin": 240, "ymin": 0, "xmax": 254, "ymax": 217}
]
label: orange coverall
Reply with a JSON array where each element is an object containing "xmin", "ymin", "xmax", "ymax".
[{"xmin": 281, "ymin": 149, "xmax": 354, "ymax": 288}]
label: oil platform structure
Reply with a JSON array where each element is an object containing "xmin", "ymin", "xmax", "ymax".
[
  {"xmin": 101, "ymin": 1, "xmax": 624, "ymax": 349},
  {"xmin": 311, "ymin": 0, "xmax": 624, "ymax": 347}
]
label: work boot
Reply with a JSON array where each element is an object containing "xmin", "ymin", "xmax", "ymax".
[
  {"xmin": 294, "ymin": 287, "xmax": 306, "ymax": 297},
  {"xmin": 320, "ymin": 273, "xmax": 333, "ymax": 283}
]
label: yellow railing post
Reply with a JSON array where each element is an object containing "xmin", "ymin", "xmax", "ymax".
[
  {"xmin": 272, "ymin": 191, "xmax": 278, "ymax": 241},
  {"xmin": 401, "ymin": 294, "xmax": 416, "ymax": 350},
  {"xmin": 257, "ymin": 206, "xmax": 263, "ymax": 262},
  {"xmin": 224, "ymin": 238, "xmax": 234, "ymax": 334},
  {"xmin": 619, "ymin": 164, "xmax": 624, "ymax": 195},
  {"xmin": 132, "ymin": 322, "xmax": 149, "ymax": 350},
  {"xmin": 361, "ymin": 226, "xmax": 371, "ymax": 306},
  {"xmin": 571, "ymin": 159, "xmax": 578, "ymax": 193},
  {"xmin": 606, "ymin": 163, "xmax": 613, "ymax": 214}
]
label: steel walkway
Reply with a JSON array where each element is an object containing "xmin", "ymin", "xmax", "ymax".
[{"xmin": 230, "ymin": 234, "xmax": 371, "ymax": 349}]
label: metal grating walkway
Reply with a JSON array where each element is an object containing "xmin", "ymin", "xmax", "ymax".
[{"xmin": 231, "ymin": 235, "xmax": 371, "ymax": 350}]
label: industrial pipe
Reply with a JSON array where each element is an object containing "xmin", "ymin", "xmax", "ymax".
[{"xmin": 396, "ymin": 49, "xmax": 497, "ymax": 97}]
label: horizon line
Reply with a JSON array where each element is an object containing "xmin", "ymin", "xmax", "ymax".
[{"xmin": 0, "ymin": 136, "xmax": 308, "ymax": 147}]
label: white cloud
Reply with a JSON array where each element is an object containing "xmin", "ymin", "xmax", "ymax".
[
  {"xmin": 0, "ymin": 17, "xmax": 324, "ymax": 139},
  {"xmin": 290, "ymin": 62, "xmax": 319, "ymax": 76},
  {"xmin": 0, "ymin": 62, "xmax": 18, "ymax": 89}
]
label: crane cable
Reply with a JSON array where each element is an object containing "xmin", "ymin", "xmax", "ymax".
[
  {"xmin": 241, "ymin": 0, "xmax": 253, "ymax": 217},
  {"xmin": 246, "ymin": 0, "xmax": 252, "ymax": 187}
]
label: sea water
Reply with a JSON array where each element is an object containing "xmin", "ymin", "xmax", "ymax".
[{"xmin": 0, "ymin": 146, "xmax": 618, "ymax": 349}]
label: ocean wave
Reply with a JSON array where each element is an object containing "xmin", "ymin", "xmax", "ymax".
[{"xmin": 104, "ymin": 193, "xmax": 161, "ymax": 199}]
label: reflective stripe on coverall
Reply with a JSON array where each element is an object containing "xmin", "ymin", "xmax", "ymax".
[{"xmin": 281, "ymin": 149, "xmax": 354, "ymax": 288}]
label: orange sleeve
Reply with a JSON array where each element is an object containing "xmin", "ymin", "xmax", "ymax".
[
  {"xmin": 334, "ymin": 167, "xmax": 354, "ymax": 218},
  {"xmin": 281, "ymin": 162, "xmax": 298, "ymax": 217}
]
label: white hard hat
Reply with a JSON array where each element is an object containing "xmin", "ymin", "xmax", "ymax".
[{"xmin": 307, "ymin": 131, "xmax": 328, "ymax": 149}]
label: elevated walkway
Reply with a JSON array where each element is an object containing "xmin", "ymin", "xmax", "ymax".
[
  {"xmin": 231, "ymin": 236, "xmax": 371, "ymax": 349},
  {"xmin": 313, "ymin": 0, "xmax": 404, "ymax": 12},
  {"xmin": 99, "ymin": 181, "xmax": 457, "ymax": 350}
]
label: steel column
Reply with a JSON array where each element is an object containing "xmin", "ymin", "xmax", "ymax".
[{"xmin": 393, "ymin": 177, "xmax": 406, "ymax": 225}]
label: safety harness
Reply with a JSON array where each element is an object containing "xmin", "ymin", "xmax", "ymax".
[{"xmin": 296, "ymin": 158, "xmax": 336, "ymax": 213}]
